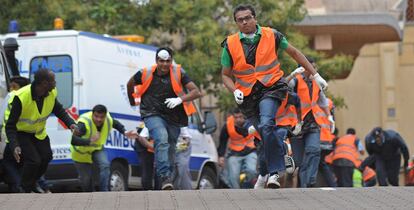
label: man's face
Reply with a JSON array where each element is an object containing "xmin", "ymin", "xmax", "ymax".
[
  {"xmin": 156, "ymin": 58, "xmax": 172, "ymax": 75},
  {"xmin": 233, "ymin": 112, "xmax": 246, "ymax": 127},
  {"xmin": 92, "ymin": 111, "xmax": 106, "ymax": 127},
  {"xmin": 234, "ymin": 9, "xmax": 257, "ymax": 34}
]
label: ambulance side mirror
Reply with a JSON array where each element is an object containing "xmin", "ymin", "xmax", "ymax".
[{"xmin": 203, "ymin": 111, "xmax": 217, "ymax": 134}]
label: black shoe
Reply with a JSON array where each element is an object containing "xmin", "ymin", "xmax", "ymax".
[{"xmin": 161, "ymin": 177, "xmax": 174, "ymax": 190}]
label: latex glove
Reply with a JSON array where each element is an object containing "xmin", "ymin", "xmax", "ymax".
[
  {"xmin": 233, "ymin": 89, "xmax": 244, "ymax": 105},
  {"xmin": 328, "ymin": 115, "xmax": 335, "ymax": 133},
  {"xmin": 248, "ymin": 125, "xmax": 256, "ymax": 135},
  {"xmin": 164, "ymin": 97, "xmax": 183, "ymax": 109},
  {"xmin": 313, "ymin": 73, "xmax": 328, "ymax": 90},
  {"xmin": 290, "ymin": 67, "xmax": 305, "ymax": 77},
  {"xmin": 292, "ymin": 121, "xmax": 303, "ymax": 135}
]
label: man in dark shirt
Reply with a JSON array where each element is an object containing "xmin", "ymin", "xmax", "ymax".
[
  {"xmin": 5, "ymin": 69, "xmax": 78, "ymax": 193},
  {"xmin": 71, "ymin": 104, "xmax": 138, "ymax": 191},
  {"xmin": 218, "ymin": 108, "xmax": 256, "ymax": 189},
  {"xmin": 365, "ymin": 127, "xmax": 410, "ymax": 186},
  {"xmin": 127, "ymin": 47, "xmax": 201, "ymax": 190}
]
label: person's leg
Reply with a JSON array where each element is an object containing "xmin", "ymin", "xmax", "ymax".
[
  {"xmin": 374, "ymin": 155, "xmax": 388, "ymax": 186},
  {"xmin": 92, "ymin": 149, "xmax": 110, "ymax": 191},
  {"xmin": 342, "ymin": 166, "xmax": 354, "ymax": 187},
  {"xmin": 33, "ymin": 136, "xmax": 53, "ymax": 181},
  {"xmin": 139, "ymin": 150, "xmax": 154, "ymax": 190},
  {"xmin": 385, "ymin": 157, "xmax": 401, "ymax": 186},
  {"xmin": 319, "ymin": 149, "xmax": 337, "ymax": 187},
  {"xmin": 257, "ymin": 98, "xmax": 284, "ymax": 175},
  {"xmin": 299, "ymin": 132, "xmax": 321, "ymax": 187},
  {"xmin": 241, "ymin": 151, "xmax": 258, "ymax": 188},
  {"xmin": 173, "ymin": 145, "xmax": 192, "ymax": 190},
  {"xmin": 19, "ymin": 134, "xmax": 42, "ymax": 192},
  {"xmin": 74, "ymin": 162, "xmax": 94, "ymax": 192},
  {"xmin": 364, "ymin": 178, "xmax": 377, "ymax": 187},
  {"xmin": 226, "ymin": 155, "xmax": 242, "ymax": 189},
  {"xmin": 332, "ymin": 166, "xmax": 343, "ymax": 187},
  {"xmin": 166, "ymin": 124, "xmax": 180, "ymax": 177}
]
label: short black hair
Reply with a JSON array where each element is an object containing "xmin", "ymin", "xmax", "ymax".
[
  {"xmin": 92, "ymin": 104, "xmax": 107, "ymax": 114},
  {"xmin": 232, "ymin": 107, "xmax": 242, "ymax": 115},
  {"xmin": 155, "ymin": 47, "xmax": 174, "ymax": 60},
  {"xmin": 10, "ymin": 76, "xmax": 30, "ymax": 88},
  {"xmin": 373, "ymin": 127, "xmax": 383, "ymax": 137},
  {"xmin": 33, "ymin": 68, "xmax": 53, "ymax": 85},
  {"xmin": 346, "ymin": 128, "xmax": 356, "ymax": 135},
  {"xmin": 233, "ymin": 4, "xmax": 256, "ymax": 21}
]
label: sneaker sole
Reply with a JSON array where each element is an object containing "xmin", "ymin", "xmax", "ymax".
[
  {"xmin": 162, "ymin": 184, "xmax": 174, "ymax": 190},
  {"xmin": 266, "ymin": 183, "xmax": 280, "ymax": 189}
]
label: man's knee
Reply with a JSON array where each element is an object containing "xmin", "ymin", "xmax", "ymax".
[{"xmin": 304, "ymin": 146, "xmax": 320, "ymax": 155}]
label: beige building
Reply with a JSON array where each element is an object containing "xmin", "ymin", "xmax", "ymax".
[{"xmin": 296, "ymin": 0, "xmax": 414, "ymax": 154}]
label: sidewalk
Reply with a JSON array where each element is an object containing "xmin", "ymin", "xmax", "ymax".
[{"xmin": 0, "ymin": 187, "xmax": 413, "ymax": 210}]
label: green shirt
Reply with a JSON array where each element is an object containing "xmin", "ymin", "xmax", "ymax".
[{"xmin": 221, "ymin": 25, "xmax": 288, "ymax": 68}]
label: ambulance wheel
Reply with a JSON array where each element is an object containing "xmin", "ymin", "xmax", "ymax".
[
  {"xmin": 198, "ymin": 167, "xmax": 216, "ymax": 189},
  {"xmin": 110, "ymin": 162, "xmax": 128, "ymax": 191}
]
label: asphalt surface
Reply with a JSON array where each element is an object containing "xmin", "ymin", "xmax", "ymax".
[{"xmin": 0, "ymin": 187, "xmax": 413, "ymax": 210}]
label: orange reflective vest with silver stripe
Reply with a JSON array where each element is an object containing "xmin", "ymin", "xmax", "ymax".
[
  {"xmin": 135, "ymin": 64, "xmax": 196, "ymax": 116},
  {"xmin": 330, "ymin": 134, "xmax": 360, "ymax": 167},
  {"xmin": 226, "ymin": 116, "xmax": 255, "ymax": 151},
  {"xmin": 276, "ymin": 94, "xmax": 298, "ymax": 127},
  {"xmin": 227, "ymin": 27, "xmax": 283, "ymax": 96},
  {"xmin": 362, "ymin": 166, "xmax": 376, "ymax": 182},
  {"xmin": 319, "ymin": 98, "xmax": 335, "ymax": 142},
  {"xmin": 296, "ymin": 74, "xmax": 326, "ymax": 127}
]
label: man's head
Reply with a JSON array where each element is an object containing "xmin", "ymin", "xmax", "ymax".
[
  {"xmin": 155, "ymin": 47, "xmax": 173, "ymax": 75},
  {"xmin": 373, "ymin": 127, "xmax": 384, "ymax": 146},
  {"xmin": 233, "ymin": 4, "xmax": 257, "ymax": 34},
  {"xmin": 346, "ymin": 128, "xmax": 356, "ymax": 135},
  {"xmin": 92, "ymin": 104, "xmax": 108, "ymax": 127},
  {"xmin": 9, "ymin": 76, "xmax": 30, "ymax": 91},
  {"xmin": 33, "ymin": 68, "xmax": 56, "ymax": 94},
  {"xmin": 232, "ymin": 108, "xmax": 245, "ymax": 127}
]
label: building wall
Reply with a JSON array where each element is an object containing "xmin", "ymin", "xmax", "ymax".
[{"xmin": 329, "ymin": 25, "xmax": 414, "ymax": 155}]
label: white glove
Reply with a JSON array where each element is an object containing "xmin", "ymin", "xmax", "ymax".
[
  {"xmin": 233, "ymin": 89, "xmax": 244, "ymax": 105},
  {"xmin": 313, "ymin": 73, "xmax": 328, "ymax": 90},
  {"xmin": 328, "ymin": 115, "xmax": 335, "ymax": 133},
  {"xmin": 248, "ymin": 125, "xmax": 256, "ymax": 135},
  {"xmin": 164, "ymin": 97, "xmax": 183, "ymax": 109},
  {"xmin": 292, "ymin": 121, "xmax": 303, "ymax": 135},
  {"xmin": 290, "ymin": 67, "xmax": 305, "ymax": 77}
]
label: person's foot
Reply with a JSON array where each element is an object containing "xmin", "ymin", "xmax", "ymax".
[
  {"xmin": 254, "ymin": 174, "xmax": 268, "ymax": 189},
  {"xmin": 285, "ymin": 155, "xmax": 295, "ymax": 174},
  {"xmin": 266, "ymin": 174, "xmax": 280, "ymax": 189},
  {"xmin": 161, "ymin": 177, "xmax": 174, "ymax": 190}
]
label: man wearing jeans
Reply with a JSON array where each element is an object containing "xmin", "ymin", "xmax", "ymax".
[
  {"xmin": 71, "ymin": 104, "xmax": 137, "ymax": 191},
  {"xmin": 221, "ymin": 4, "xmax": 327, "ymax": 188},
  {"xmin": 218, "ymin": 108, "xmax": 257, "ymax": 189},
  {"xmin": 127, "ymin": 47, "xmax": 201, "ymax": 190}
]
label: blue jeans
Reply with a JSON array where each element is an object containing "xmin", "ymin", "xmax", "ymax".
[
  {"xmin": 292, "ymin": 132, "xmax": 321, "ymax": 187},
  {"xmin": 173, "ymin": 144, "xmax": 192, "ymax": 190},
  {"xmin": 248, "ymin": 98, "xmax": 284, "ymax": 175},
  {"xmin": 144, "ymin": 116, "xmax": 180, "ymax": 179},
  {"xmin": 257, "ymin": 127, "xmax": 288, "ymax": 176},
  {"xmin": 74, "ymin": 149, "xmax": 110, "ymax": 192},
  {"xmin": 227, "ymin": 152, "xmax": 257, "ymax": 189}
]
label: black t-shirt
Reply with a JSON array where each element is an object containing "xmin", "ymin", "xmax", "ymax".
[{"xmin": 133, "ymin": 67, "xmax": 192, "ymax": 127}]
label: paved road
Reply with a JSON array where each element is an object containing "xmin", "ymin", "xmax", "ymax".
[{"xmin": 0, "ymin": 187, "xmax": 413, "ymax": 210}]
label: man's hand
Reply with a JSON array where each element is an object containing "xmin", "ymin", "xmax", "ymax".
[
  {"xmin": 90, "ymin": 132, "xmax": 100, "ymax": 143},
  {"xmin": 14, "ymin": 146, "xmax": 21, "ymax": 163},
  {"xmin": 292, "ymin": 121, "xmax": 303, "ymax": 135},
  {"xmin": 328, "ymin": 115, "xmax": 335, "ymax": 133},
  {"xmin": 248, "ymin": 125, "xmax": 256, "ymax": 135},
  {"xmin": 70, "ymin": 124, "xmax": 80, "ymax": 136},
  {"xmin": 218, "ymin": 157, "xmax": 225, "ymax": 167},
  {"xmin": 313, "ymin": 73, "xmax": 328, "ymax": 90},
  {"xmin": 290, "ymin": 67, "xmax": 305, "ymax": 77},
  {"xmin": 164, "ymin": 97, "xmax": 183, "ymax": 109},
  {"xmin": 124, "ymin": 130, "xmax": 139, "ymax": 139},
  {"xmin": 233, "ymin": 89, "xmax": 243, "ymax": 105}
]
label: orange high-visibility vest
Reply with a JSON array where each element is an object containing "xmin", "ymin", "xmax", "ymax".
[
  {"xmin": 227, "ymin": 27, "xmax": 283, "ymax": 96},
  {"xmin": 296, "ymin": 74, "xmax": 326, "ymax": 127},
  {"xmin": 137, "ymin": 64, "xmax": 196, "ymax": 116},
  {"xmin": 330, "ymin": 134, "xmax": 360, "ymax": 167},
  {"xmin": 227, "ymin": 116, "xmax": 255, "ymax": 152},
  {"xmin": 319, "ymin": 98, "xmax": 335, "ymax": 143},
  {"xmin": 362, "ymin": 166, "xmax": 376, "ymax": 182},
  {"xmin": 276, "ymin": 95, "xmax": 298, "ymax": 127}
]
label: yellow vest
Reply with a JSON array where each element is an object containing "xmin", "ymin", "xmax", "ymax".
[
  {"xmin": 71, "ymin": 111, "xmax": 113, "ymax": 163},
  {"xmin": 2, "ymin": 91, "xmax": 16, "ymax": 143},
  {"xmin": 14, "ymin": 85, "xmax": 57, "ymax": 140}
]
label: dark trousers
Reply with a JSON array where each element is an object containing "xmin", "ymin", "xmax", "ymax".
[
  {"xmin": 2, "ymin": 143, "xmax": 23, "ymax": 192},
  {"xmin": 319, "ymin": 150, "xmax": 337, "ymax": 187},
  {"xmin": 18, "ymin": 133, "xmax": 53, "ymax": 192},
  {"xmin": 139, "ymin": 149, "xmax": 156, "ymax": 190},
  {"xmin": 333, "ymin": 165, "xmax": 353, "ymax": 187},
  {"xmin": 374, "ymin": 154, "xmax": 400, "ymax": 186}
]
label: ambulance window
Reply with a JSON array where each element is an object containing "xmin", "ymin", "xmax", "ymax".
[{"xmin": 30, "ymin": 55, "xmax": 73, "ymax": 109}]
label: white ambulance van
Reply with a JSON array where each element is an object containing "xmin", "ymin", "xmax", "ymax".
[{"xmin": 0, "ymin": 30, "xmax": 219, "ymax": 191}]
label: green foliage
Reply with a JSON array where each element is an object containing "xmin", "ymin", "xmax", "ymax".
[{"xmin": 0, "ymin": 0, "xmax": 352, "ymax": 111}]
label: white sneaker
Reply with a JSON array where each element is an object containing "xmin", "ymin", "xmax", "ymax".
[
  {"xmin": 266, "ymin": 174, "xmax": 280, "ymax": 189},
  {"xmin": 285, "ymin": 155, "xmax": 295, "ymax": 174},
  {"xmin": 254, "ymin": 174, "xmax": 268, "ymax": 189}
]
